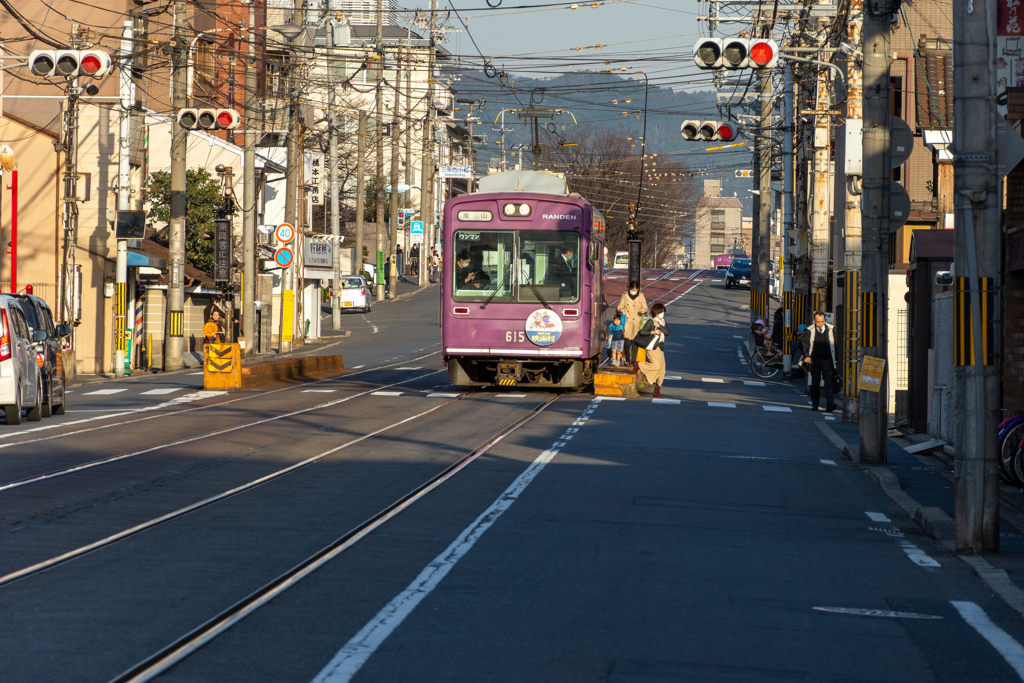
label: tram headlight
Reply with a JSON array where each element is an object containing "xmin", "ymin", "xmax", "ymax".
[
  {"xmin": 503, "ymin": 203, "xmax": 532, "ymax": 217},
  {"xmin": 518, "ymin": 203, "xmax": 531, "ymax": 216}
]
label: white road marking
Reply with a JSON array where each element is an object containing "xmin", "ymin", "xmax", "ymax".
[
  {"xmin": 303, "ymin": 389, "xmax": 337, "ymax": 393},
  {"xmin": 311, "ymin": 404, "xmax": 600, "ymax": 683},
  {"xmin": 824, "ymin": 415, "xmax": 836, "ymax": 420},
  {"xmin": 174, "ymin": 391, "xmax": 228, "ymax": 402},
  {"xmin": 139, "ymin": 388, "xmax": 183, "ymax": 395},
  {"xmin": 82, "ymin": 389, "xmax": 128, "ymax": 396},
  {"xmin": 897, "ymin": 539, "xmax": 941, "ymax": 568},
  {"xmin": 820, "ymin": 459, "xmax": 836, "ymax": 466},
  {"xmin": 595, "ymin": 396, "xmax": 625, "ymax": 401},
  {"xmin": 371, "ymin": 391, "xmax": 403, "ymax": 397},
  {"xmin": 395, "ymin": 367, "xmax": 422, "ymax": 370},
  {"xmin": 739, "ymin": 305, "xmax": 750, "ymax": 310},
  {"xmin": 951, "ymin": 601, "xmax": 1024, "ymax": 679},
  {"xmin": 427, "ymin": 393, "xmax": 460, "ymax": 398},
  {"xmin": 702, "ymin": 378, "xmax": 725, "ymax": 383},
  {"xmin": 737, "ymin": 344, "xmax": 746, "ymax": 365},
  {"xmin": 743, "ymin": 380, "xmax": 765, "ymax": 386},
  {"xmin": 351, "ymin": 365, "xmax": 365, "ymax": 369},
  {"xmin": 664, "ymin": 376, "xmax": 682, "ymax": 380},
  {"xmin": 368, "ymin": 321, "xmax": 378, "ymax": 334},
  {"xmin": 734, "ymin": 335, "xmax": 744, "ymax": 339},
  {"xmin": 708, "ymin": 402, "xmax": 736, "ymax": 408},
  {"xmin": 866, "ymin": 512, "xmax": 892, "ymax": 522},
  {"xmin": 652, "ymin": 398, "xmax": 681, "ymax": 404},
  {"xmin": 186, "ymin": 372, "xmax": 204, "ymax": 376},
  {"xmin": 762, "ymin": 405, "xmax": 793, "ymax": 412},
  {"xmin": 498, "ymin": 393, "xmax": 528, "ymax": 398}
]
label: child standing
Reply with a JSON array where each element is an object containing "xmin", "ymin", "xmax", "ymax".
[{"xmin": 609, "ymin": 313, "xmax": 626, "ymax": 367}]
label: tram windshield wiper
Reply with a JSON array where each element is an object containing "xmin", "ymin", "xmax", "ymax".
[
  {"xmin": 522, "ymin": 272, "xmax": 552, "ymax": 310},
  {"xmin": 481, "ymin": 269, "xmax": 512, "ymax": 309}
]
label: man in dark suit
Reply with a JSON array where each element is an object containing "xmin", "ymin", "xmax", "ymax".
[{"xmin": 547, "ymin": 245, "xmax": 577, "ymax": 294}]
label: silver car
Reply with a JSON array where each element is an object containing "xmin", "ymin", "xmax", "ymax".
[{"xmin": 0, "ymin": 295, "xmax": 44, "ymax": 424}]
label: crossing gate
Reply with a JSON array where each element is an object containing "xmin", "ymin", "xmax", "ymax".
[{"xmin": 204, "ymin": 343, "xmax": 241, "ymax": 389}]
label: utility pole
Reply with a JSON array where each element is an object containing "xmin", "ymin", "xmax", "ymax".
[
  {"xmin": 355, "ymin": 112, "xmax": 366, "ymax": 277},
  {"xmin": 59, "ymin": 47, "xmax": 82, "ymax": 369},
  {"xmin": 279, "ymin": 21, "xmax": 302, "ymax": 354},
  {"xmin": 404, "ymin": 44, "xmax": 413, "ymax": 265},
  {"xmin": 953, "ymin": 0, "xmax": 1000, "ymax": 553},
  {"xmin": 751, "ymin": 65, "xmax": 773, "ymax": 332},
  {"xmin": 164, "ymin": 1, "xmax": 188, "ymax": 371},
  {"xmin": 842, "ymin": 0, "xmax": 864, "ymax": 422},
  {"xmin": 388, "ymin": 55, "xmax": 401, "ymax": 297},
  {"xmin": 115, "ymin": 20, "xmax": 133, "ymax": 378},
  {"xmin": 782, "ymin": 61, "xmax": 795, "ymax": 379},
  {"xmin": 466, "ymin": 100, "xmax": 476, "ymax": 192},
  {"xmin": 859, "ymin": 3, "xmax": 892, "ymax": 463},
  {"xmin": 810, "ymin": 67, "xmax": 832, "ymax": 317},
  {"xmin": 418, "ymin": 2, "xmax": 437, "ymax": 288},
  {"xmin": 374, "ymin": 0, "xmax": 386, "ymax": 301},
  {"xmin": 330, "ymin": 21, "xmax": 342, "ymax": 332},
  {"xmin": 242, "ymin": 2, "xmax": 257, "ymax": 355}
]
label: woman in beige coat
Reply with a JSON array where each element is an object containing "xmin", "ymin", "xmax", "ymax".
[{"xmin": 617, "ymin": 280, "xmax": 648, "ymax": 364}]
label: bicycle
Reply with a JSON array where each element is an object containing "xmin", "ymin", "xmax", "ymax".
[{"xmin": 750, "ymin": 346, "xmax": 784, "ymax": 379}]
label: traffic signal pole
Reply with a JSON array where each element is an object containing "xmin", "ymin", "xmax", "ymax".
[
  {"xmin": 859, "ymin": 4, "xmax": 892, "ymax": 463},
  {"xmin": 114, "ymin": 20, "xmax": 133, "ymax": 377},
  {"xmin": 164, "ymin": 1, "xmax": 188, "ymax": 371},
  {"xmin": 953, "ymin": 0, "xmax": 1001, "ymax": 553},
  {"xmin": 388, "ymin": 56, "xmax": 401, "ymax": 297},
  {"xmin": 751, "ymin": 65, "xmax": 772, "ymax": 332},
  {"xmin": 329, "ymin": 22, "xmax": 342, "ymax": 332},
  {"xmin": 355, "ymin": 112, "xmax": 366, "ymax": 278},
  {"xmin": 374, "ymin": 0, "xmax": 386, "ymax": 302},
  {"xmin": 280, "ymin": 31, "xmax": 299, "ymax": 353}
]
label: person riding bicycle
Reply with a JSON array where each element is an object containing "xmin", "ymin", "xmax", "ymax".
[{"xmin": 751, "ymin": 318, "xmax": 775, "ymax": 357}]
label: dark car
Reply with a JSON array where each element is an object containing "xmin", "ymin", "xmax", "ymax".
[
  {"xmin": 725, "ymin": 258, "xmax": 752, "ymax": 289},
  {"xmin": 11, "ymin": 295, "xmax": 69, "ymax": 417}
]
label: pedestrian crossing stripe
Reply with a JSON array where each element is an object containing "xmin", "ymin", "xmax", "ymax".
[
  {"xmin": 954, "ymin": 276, "xmax": 994, "ymax": 366},
  {"xmin": 168, "ymin": 310, "xmax": 184, "ymax": 337}
]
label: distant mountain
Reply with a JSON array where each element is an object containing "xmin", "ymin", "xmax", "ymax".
[{"xmin": 448, "ymin": 70, "xmax": 754, "ymax": 210}]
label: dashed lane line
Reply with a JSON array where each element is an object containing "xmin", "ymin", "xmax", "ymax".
[
  {"xmin": 897, "ymin": 538, "xmax": 941, "ymax": 568},
  {"xmin": 952, "ymin": 601, "xmax": 1024, "ymax": 680},
  {"xmin": 371, "ymin": 391, "xmax": 403, "ymax": 397},
  {"xmin": 83, "ymin": 389, "xmax": 128, "ymax": 396},
  {"xmin": 866, "ymin": 512, "xmax": 892, "ymax": 522},
  {"xmin": 763, "ymin": 406, "xmax": 793, "ymax": 412}
]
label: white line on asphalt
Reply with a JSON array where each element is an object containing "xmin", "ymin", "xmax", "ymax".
[
  {"xmin": 708, "ymin": 402, "xmax": 736, "ymax": 408},
  {"xmin": 664, "ymin": 376, "xmax": 682, "ymax": 380},
  {"xmin": 652, "ymin": 398, "xmax": 681, "ymax": 404},
  {"xmin": 743, "ymin": 381, "xmax": 765, "ymax": 386},
  {"xmin": 139, "ymin": 388, "xmax": 184, "ymax": 395},
  {"xmin": 763, "ymin": 406, "xmax": 793, "ymax": 412},
  {"xmin": 427, "ymin": 393, "xmax": 460, "ymax": 398},
  {"xmin": 303, "ymin": 390, "xmax": 337, "ymax": 393},
  {"xmin": 186, "ymin": 372, "xmax": 204, "ymax": 376},
  {"xmin": 351, "ymin": 365, "xmax": 365, "ymax": 369},
  {"xmin": 371, "ymin": 391, "xmax": 403, "ymax": 396},
  {"xmin": 737, "ymin": 343, "xmax": 746, "ymax": 365},
  {"xmin": 897, "ymin": 539, "xmax": 941, "ymax": 568},
  {"xmin": 498, "ymin": 393, "xmax": 528, "ymax": 398},
  {"xmin": 824, "ymin": 415, "xmax": 836, "ymax": 420},
  {"xmin": 866, "ymin": 512, "xmax": 892, "ymax": 522},
  {"xmin": 820, "ymin": 459, "xmax": 836, "ymax": 466},
  {"xmin": 594, "ymin": 396, "xmax": 625, "ymax": 401},
  {"xmin": 951, "ymin": 601, "xmax": 1024, "ymax": 680},
  {"xmin": 395, "ymin": 367, "xmax": 422, "ymax": 370},
  {"xmin": 368, "ymin": 321, "xmax": 378, "ymax": 334},
  {"xmin": 702, "ymin": 378, "xmax": 725, "ymax": 383},
  {"xmin": 734, "ymin": 335, "xmax": 744, "ymax": 339},
  {"xmin": 82, "ymin": 389, "xmax": 128, "ymax": 396},
  {"xmin": 311, "ymin": 402, "xmax": 599, "ymax": 683}
]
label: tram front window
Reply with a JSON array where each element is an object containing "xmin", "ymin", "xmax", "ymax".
[
  {"xmin": 517, "ymin": 232, "xmax": 580, "ymax": 304},
  {"xmin": 452, "ymin": 231, "xmax": 514, "ymax": 301}
]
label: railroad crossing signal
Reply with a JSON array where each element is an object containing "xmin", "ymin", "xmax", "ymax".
[
  {"xmin": 30, "ymin": 50, "xmax": 112, "ymax": 78},
  {"xmin": 681, "ymin": 120, "xmax": 739, "ymax": 142},
  {"xmin": 177, "ymin": 108, "xmax": 241, "ymax": 131}
]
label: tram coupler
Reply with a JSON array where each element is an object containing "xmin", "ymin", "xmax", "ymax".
[{"xmin": 496, "ymin": 361, "xmax": 523, "ymax": 386}]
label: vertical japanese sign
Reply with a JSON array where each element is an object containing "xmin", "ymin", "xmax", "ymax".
[
  {"xmin": 213, "ymin": 218, "xmax": 231, "ymax": 281},
  {"xmin": 309, "ymin": 152, "xmax": 324, "ymax": 206},
  {"xmin": 1000, "ymin": 0, "xmax": 1023, "ymax": 36}
]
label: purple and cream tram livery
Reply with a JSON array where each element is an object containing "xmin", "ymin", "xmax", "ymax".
[{"xmin": 442, "ymin": 171, "xmax": 606, "ymax": 388}]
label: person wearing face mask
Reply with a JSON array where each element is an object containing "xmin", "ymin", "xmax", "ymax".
[
  {"xmin": 633, "ymin": 302, "xmax": 670, "ymax": 398},
  {"xmin": 616, "ymin": 280, "xmax": 648, "ymax": 365}
]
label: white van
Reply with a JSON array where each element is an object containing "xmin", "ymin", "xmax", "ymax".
[{"xmin": 611, "ymin": 251, "xmax": 629, "ymax": 269}]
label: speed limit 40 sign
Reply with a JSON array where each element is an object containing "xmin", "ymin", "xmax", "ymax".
[{"xmin": 275, "ymin": 222, "xmax": 295, "ymax": 244}]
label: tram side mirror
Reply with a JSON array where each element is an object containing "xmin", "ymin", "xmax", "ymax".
[
  {"xmin": 588, "ymin": 240, "xmax": 599, "ymax": 263},
  {"xmin": 56, "ymin": 323, "xmax": 71, "ymax": 338},
  {"xmin": 935, "ymin": 270, "xmax": 953, "ymax": 287}
]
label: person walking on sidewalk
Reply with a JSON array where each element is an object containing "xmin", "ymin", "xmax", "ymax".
[
  {"xmin": 800, "ymin": 311, "xmax": 838, "ymax": 412},
  {"xmin": 632, "ymin": 302, "xmax": 669, "ymax": 398},
  {"xmin": 617, "ymin": 281, "xmax": 648, "ymax": 364}
]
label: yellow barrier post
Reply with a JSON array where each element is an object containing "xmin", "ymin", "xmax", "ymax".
[{"xmin": 204, "ymin": 343, "xmax": 242, "ymax": 389}]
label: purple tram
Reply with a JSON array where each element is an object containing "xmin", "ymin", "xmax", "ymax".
[{"xmin": 441, "ymin": 171, "xmax": 606, "ymax": 389}]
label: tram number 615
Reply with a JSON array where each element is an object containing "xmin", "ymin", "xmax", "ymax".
[{"xmin": 505, "ymin": 331, "xmax": 525, "ymax": 343}]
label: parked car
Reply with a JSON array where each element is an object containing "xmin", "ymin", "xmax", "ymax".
[
  {"xmin": 11, "ymin": 294, "xmax": 68, "ymax": 417},
  {"xmin": 725, "ymin": 258, "xmax": 752, "ymax": 289},
  {"xmin": 0, "ymin": 295, "xmax": 45, "ymax": 424},
  {"xmin": 611, "ymin": 251, "xmax": 629, "ymax": 269},
  {"xmin": 339, "ymin": 275, "xmax": 371, "ymax": 313}
]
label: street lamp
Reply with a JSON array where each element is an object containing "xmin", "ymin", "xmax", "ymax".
[{"xmin": 0, "ymin": 145, "xmax": 16, "ymax": 294}]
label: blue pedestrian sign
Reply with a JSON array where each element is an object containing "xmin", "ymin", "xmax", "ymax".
[{"xmin": 410, "ymin": 221, "xmax": 424, "ymax": 243}]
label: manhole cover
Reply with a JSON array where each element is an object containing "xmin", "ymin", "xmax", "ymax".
[{"xmin": 813, "ymin": 607, "xmax": 942, "ymax": 619}]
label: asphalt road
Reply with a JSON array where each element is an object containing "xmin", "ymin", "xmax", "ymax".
[{"xmin": 4, "ymin": 272, "xmax": 1024, "ymax": 681}]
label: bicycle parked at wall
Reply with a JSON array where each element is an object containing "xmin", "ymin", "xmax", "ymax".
[{"xmin": 1000, "ymin": 413, "xmax": 1024, "ymax": 487}]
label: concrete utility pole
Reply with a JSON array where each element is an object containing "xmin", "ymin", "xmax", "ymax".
[
  {"xmin": 59, "ymin": 59, "xmax": 82, "ymax": 369},
  {"xmin": 467, "ymin": 100, "xmax": 476, "ymax": 193},
  {"xmin": 404, "ymin": 44, "xmax": 413, "ymax": 265},
  {"xmin": 388, "ymin": 56, "xmax": 401, "ymax": 297},
  {"xmin": 374, "ymin": 0, "xmax": 386, "ymax": 301},
  {"xmin": 242, "ymin": 2, "xmax": 257, "ymax": 355},
  {"xmin": 842, "ymin": 0, "xmax": 864, "ymax": 423},
  {"xmin": 859, "ymin": 3, "xmax": 892, "ymax": 463},
  {"xmin": 782, "ymin": 62, "xmax": 795, "ymax": 378},
  {"xmin": 355, "ymin": 112, "xmax": 366, "ymax": 277},
  {"xmin": 330, "ymin": 23, "xmax": 342, "ymax": 332},
  {"xmin": 115, "ymin": 20, "xmax": 133, "ymax": 378},
  {"xmin": 279, "ymin": 24, "xmax": 301, "ymax": 354},
  {"xmin": 419, "ymin": 0, "xmax": 438, "ymax": 285},
  {"xmin": 953, "ymin": 0, "xmax": 1001, "ymax": 553},
  {"xmin": 810, "ymin": 67, "xmax": 832, "ymax": 316},
  {"xmin": 164, "ymin": 0, "xmax": 188, "ymax": 371}
]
